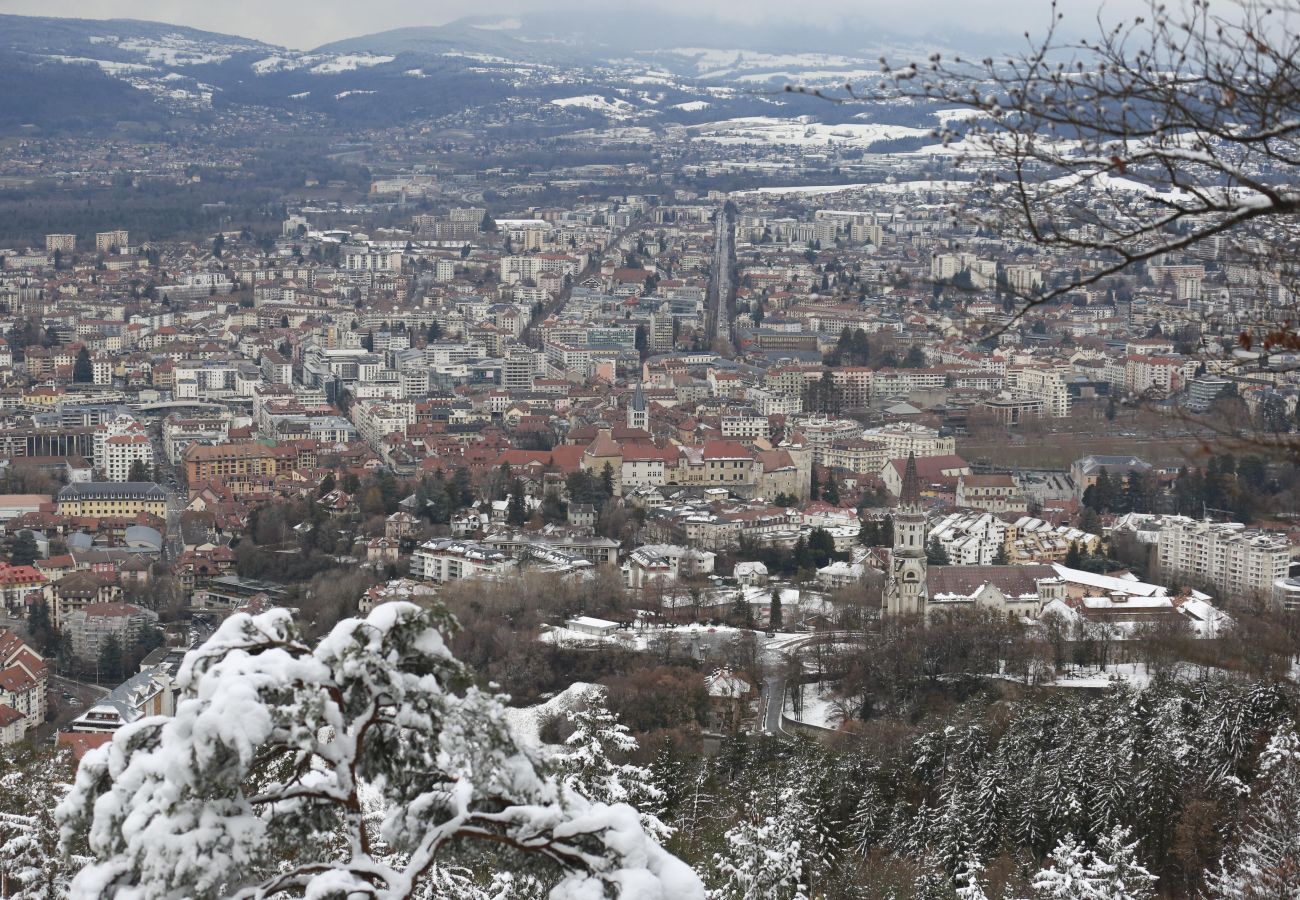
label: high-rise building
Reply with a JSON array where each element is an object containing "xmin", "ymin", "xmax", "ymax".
[
  {"xmin": 1156, "ymin": 516, "xmax": 1290, "ymax": 603},
  {"xmin": 502, "ymin": 350, "xmax": 537, "ymax": 393},
  {"xmin": 45, "ymin": 234, "xmax": 76, "ymax": 253},
  {"xmin": 95, "ymin": 230, "xmax": 129, "ymax": 253}
]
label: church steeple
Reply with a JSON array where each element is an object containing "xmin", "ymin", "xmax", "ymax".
[
  {"xmin": 900, "ymin": 451, "xmax": 921, "ymax": 509},
  {"xmin": 885, "ymin": 451, "xmax": 929, "ymax": 618},
  {"xmin": 627, "ymin": 381, "xmax": 648, "ymax": 431}
]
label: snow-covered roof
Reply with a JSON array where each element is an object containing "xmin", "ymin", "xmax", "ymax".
[{"xmin": 1050, "ymin": 563, "xmax": 1166, "ymax": 597}]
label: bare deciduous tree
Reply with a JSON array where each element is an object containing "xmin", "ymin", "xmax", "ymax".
[{"xmin": 871, "ymin": 0, "xmax": 1300, "ymax": 337}]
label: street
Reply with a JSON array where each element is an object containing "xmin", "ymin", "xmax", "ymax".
[{"xmin": 38, "ymin": 673, "xmax": 110, "ymax": 741}]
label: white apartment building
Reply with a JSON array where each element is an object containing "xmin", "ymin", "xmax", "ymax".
[
  {"xmin": 93, "ymin": 417, "xmax": 154, "ymax": 481},
  {"xmin": 929, "ymin": 512, "xmax": 1008, "ymax": 566},
  {"xmin": 721, "ymin": 415, "xmax": 770, "ymax": 441},
  {"xmin": 499, "ymin": 253, "xmax": 582, "ymax": 285},
  {"xmin": 95, "ymin": 230, "xmax": 129, "ymax": 253},
  {"xmin": 351, "ymin": 399, "xmax": 413, "ymax": 452},
  {"xmin": 98, "ymin": 433, "xmax": 153, "ymax": 482},
  {"xmin": 162, "ymin": 414, "xmax": 230, "ymax": 464},
  {"xmin": 1006, "ymin": 365, "xmax": 1071, "ymax": 418},
  {"xmin": 410, "ymin": 539, "xmax": 515, "ymax": 583},
  {"xmin": 342, "ymin": 250, "xmax": 402, "ymax": 272},
  {"xmin": 1156, "ymin": 516, "xmax": 1291, "ymax": 602}
]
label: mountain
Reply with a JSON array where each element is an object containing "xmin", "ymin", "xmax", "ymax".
[{"xmin": 0, "ymin": 12, "xmax": 986, "ymax": 135}]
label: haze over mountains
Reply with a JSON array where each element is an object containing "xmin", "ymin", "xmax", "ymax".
[{"xmin": 0, "ymin": 11, "xmax": 995, "ymax": 133}]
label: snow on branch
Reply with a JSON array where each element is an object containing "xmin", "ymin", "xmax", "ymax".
[{"xmin": 56, "ymin": 602, "xmax": 704, "ymax": 900}]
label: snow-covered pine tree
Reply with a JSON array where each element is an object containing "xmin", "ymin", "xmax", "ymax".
[
  {"xmin": 708, "ymin": 792, "xmax": 808, "ymax": 900},
  {"xmin": 57, "ymin": 604, "xmax": 703, "ymax": 900},
  {"xmin": 849, "ymin": 779, "xmax": 884, "ymax": 856},
  {"xmin": 1207, "ymin": 725, "xmax": 1300, "ymax": 900},
  {"xmin": 0, "ymin": 749, "xmax": 82, "ymax": 899},
  {"xmin": 554, "ymin": 702, "xmax": 669, "ymax": 840},
  {"xmin": 954, "ymin": 851, "xmax": 990, "ymax": 900},
  {"xmin": 1033, "ymin": 828, "xmax": 1157, "ymax": 900},
  {"xmin": 1032, "ymin": 834, "xmax": 1098, "ymax": 900},
  {"xmin": 1089, "ymin": 825, "xmax": 1157, "ymax": 900}
]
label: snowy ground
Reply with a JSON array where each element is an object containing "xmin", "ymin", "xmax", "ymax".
[
  {"xmin": 502, "ymin": 682, "xmax": 605, "ymax": 747},
  {"xmin": 784, "ymin": 681, "xmax": 841, "ymax": 731},
  {"xmin": 688, "ymin": 116, "xmax": 931, "ymax": 147}
]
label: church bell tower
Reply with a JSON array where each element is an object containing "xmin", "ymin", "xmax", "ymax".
[
  {"xmin": 885, "ymin": 452, "xmax": 928, "ymax": 618},
  {"xmin": 627, "ymin": 381, "xmax": 648, "ymax": 431}
]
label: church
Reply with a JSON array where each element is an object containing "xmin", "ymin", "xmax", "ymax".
[{"xmin": 883, "ymin": 453, "xmax": 1067, "ymax": 621}]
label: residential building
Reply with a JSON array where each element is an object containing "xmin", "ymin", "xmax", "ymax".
[
  {"xmin": 410, "ymin": 539, "xmax": 516, "ymax": 583},
  {"xmin": 1156, "ymin": 516, "xmax": 1291, "ymax": 603}
]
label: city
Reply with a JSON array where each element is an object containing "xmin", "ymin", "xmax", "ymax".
[{"xmin": 0, "ymin": 2, "xmax": 1297, "ymax": 899}]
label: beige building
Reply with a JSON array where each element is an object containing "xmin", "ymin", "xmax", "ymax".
[{"xmin": 55, "ymin": 482, "xmax": 167, "ymax": 518}]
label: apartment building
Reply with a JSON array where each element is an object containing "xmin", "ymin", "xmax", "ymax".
[
  {"xmin": 183, "ymin": 442, "xmax": 292, "ymax": 493},
  {"xmin": 1156, "ymin": 517, "xmax": 1291, "ymax": 602},
  {"xmin": 410, "ymin": 539, "xmax": 516, "ymax": 583},
  {"xmin": 97, "ymin": 432, "xmax": 153, "ymax": 482},
  {"xmin": 63, "ymin": 602, "xmax": 159, "ymax": 665},
  {"xmin": 862, "ymin": 423, "xmax": 956, "ymax": 460},
  {"xmin": 95, "ymin": 230, "xmax": 129, "ymax": 253}
]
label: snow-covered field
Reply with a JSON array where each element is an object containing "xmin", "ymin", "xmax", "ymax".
[
  {"xmin": 688, "ymin": 116, "xmax": 932, "ymax": 147},
  {"xmin": 551, "ymin": 95, "xmax": 637, "ymax": 116},
  {"xmin": 311, "ymin": 54, "xmax": 395, "ymax": 74}
]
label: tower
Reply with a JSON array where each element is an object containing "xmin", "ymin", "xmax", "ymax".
[
  {"xmin": 627, "ymin": 381, "xmax": 648, "ymax": 431},
  {"xmin": 884, "ymin": 453, "xmax": 929, "ymax": 618}
]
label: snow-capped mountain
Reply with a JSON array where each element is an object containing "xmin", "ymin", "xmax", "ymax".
[{"xmin": 0, "ymin": 11, "xmax": 979, "ymax": 134}]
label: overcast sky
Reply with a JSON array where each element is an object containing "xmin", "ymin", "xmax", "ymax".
[{"xmin": 0, "ymin": 0, "xmax": 1154, "ymax": 49}]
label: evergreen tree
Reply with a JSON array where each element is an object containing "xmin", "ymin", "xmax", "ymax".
[
  {"xmin": 9, "ymin": 529, "xmax": 38, "ymax": 567},
  {"xmin": 555, "ymin": 703, "xmax": 667, "ymax": 839},
  {"xmin": 769, "ymin": 588, "xmax": 783, "ymax": 630},
  {"xmin": 506, "ymin": 479, "xmax": 528, "ymax": 526},
  {"xmin": 822, "ymin": 473, "xmax": 840, "ymax": 506},
  {"xmin": 73, "ymin": 347, "xmax": 93, "ymax": 383},
  {"xmin": 317, "ymin": 472, "xmax": 336, "ymax": 497},
  {"xmin": 809, "ymin": 468, "xmax": 820, "ymax": 502},
  {"xmin": 926, "ymin": 537, "xmax": 951, "ymax": 566},
  {"xmin": 1066, "ymin": 542, "xmax": 1083, "ymax": 568},
  {"xmin": 540, "ymin": 490, "xmax": 567, "ymax": 524},
  {"xmin": 992, "ymin": 543, "xmax": 1009, "ymax": 565},
  {"xmin": 58, "ymin": 605, "xmax": 702, "ymax": 898},
  {"xmin": 97, "ymin": 634, "xmax": 123, "ymax": 683},
  {"xmin": 0, "ymin": 749, "xmax": 79, "ymax": 897},
  {"xmin": 955, "ymin": 852, "xmax": 991, "ymax": 900},
  {"xmin": 880, "ymin": 515, "xmax": 894, "ymax": 547},
  {"xmin": 1090, "ymin": 825, "xmax": 1158, "ymax": 900},
  {"xmin": 128, "ymin": 459, "xmax": 152, "ymax": 482},
  {"xmin": 1209, "ymin": 725, "xmax": 1300, "ymax": 900}
]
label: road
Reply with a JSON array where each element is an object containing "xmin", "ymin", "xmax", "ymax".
[
  {"xmin": 40, "ymin": 673, "xmax": 111, "ymax": 738},
  {"xmin": 146, "ymin": 419, "xmax": 185, "ymax": 562},
  {"xmin": 705, "ymin": 202, "xmax": 737, "ymax": 355},
  {"xmin": 755, "ymin": 631, "xmax": 863, "ymax": 736}
]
